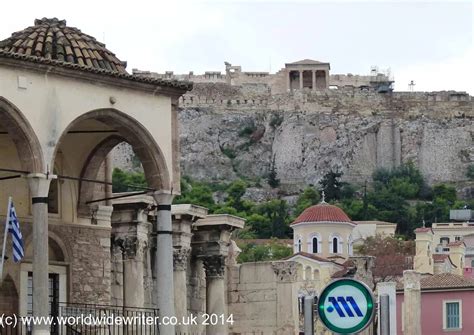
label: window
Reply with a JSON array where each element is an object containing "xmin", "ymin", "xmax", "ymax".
[
  {"xmin": 309, "ymin": 234, "xmax": 321, "ymax": 254},
  {"xmin": 455, "ymin": 236, "xmax": 461, "ymax": 241},
  {"xmin": 312, "ymin": 237, "xmax": 319, "ymax": 253},
  {"xmin": 329, "ymin": 235, "xmax": 342, "ymax": 254},
  {"xmin": 440, "ymin": 237, "xmax": 450, "ymax": 245},
  {"xmin": 444, "ymin": 300, "xmax": 462, "ymax": 330},
  {"xmin": 296, "ymin": 239, "xmax": 302, "ymax": 253}
]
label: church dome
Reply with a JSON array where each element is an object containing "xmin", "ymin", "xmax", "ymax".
[
  {"xmin": 292, "ymin": 202, "xmax": 353, "ymax": 225},
  {"xmin": 0, "ymin": 18, "xmax": 127, "ymax": 73}
]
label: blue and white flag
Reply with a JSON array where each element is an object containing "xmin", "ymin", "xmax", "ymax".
[{"xmin": 7, "ymin": 200, "xmax": 24, "ymax": 263}]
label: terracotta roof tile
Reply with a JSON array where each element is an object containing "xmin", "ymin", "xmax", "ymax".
[
  {"xmin": 432, "ymin": 254, "xmax": 450, "ymax": 264},
  {"xmin": 447, "ymin": 241, "xmax": 464, "ymax": 247},
  {"xmin": 292, "ymin": 203, "xmax": 353, "ymax": 225},
  {"xmin": 397, "ymin": 273, "xmax": 474, "ymax": 290}
]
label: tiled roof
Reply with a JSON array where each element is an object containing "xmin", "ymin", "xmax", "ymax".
[
  {"xmin": 397, "ymin": 273, "xmax": 474, "ymax": 290},
  {"xmin": 447, "ymin": 241, "xmax": 464, "ymax": 247},
  {"xmin": 0, "ymin": 18, "xmax": 192, "ymax": 91},
  {"xmin": 292, "ymin": 203, "xmax": 353, "ymax": 225},
  {"xmin": 1, "ymin": 18, "xmax": 126, "ymax": 72}
]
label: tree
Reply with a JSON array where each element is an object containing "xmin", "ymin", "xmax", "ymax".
[
  {"xmin": 112, "ymin": 168, "xmax": 146, "ymax": 192},
  {"xmin": 356, "ymin": 235, "xmax": 415, "ymax": 281},
  {"xmin": 267, "ymin": 155, "xmax": 280, "ymax": 188},
  {"xmin": 319, "ymin": 170, "xmax": 343, "ymax": 201},
  {"xmin": 294, "ymin": 187, "xmax": 320, "ymax": 217},
  {"xmin": 468, "ymin": 165, "xmax": 474, "ymax": 180}
]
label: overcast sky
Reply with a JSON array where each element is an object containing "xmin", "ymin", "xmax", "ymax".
[{"xmin": 1, "ymin": 0, "xmax": 472, "ymax": 93}]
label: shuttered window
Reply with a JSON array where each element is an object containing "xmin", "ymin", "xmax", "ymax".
[{"xmin": 446, "ymin": 302, "xmax": 460, "ymax": 329}]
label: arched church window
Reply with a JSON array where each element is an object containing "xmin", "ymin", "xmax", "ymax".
[
  {"xmin": 332, "ymin": 237, "xmax": 338, "ymax": 253},
  {"xmin": 296, "ymin": 238, "xmax": 302, "ymax": 253},
  {"xmin": 312, "ymin": 237, "xmax": 319, "ymax": 253}
]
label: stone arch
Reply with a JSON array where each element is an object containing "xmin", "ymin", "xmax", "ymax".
[
  {"xmin": 24, "ymin": 232, "xmax": 70, "ymax": 263},
  {"xmin": 51, "ymin": 108, "xmax": 171, "ymax": 191},
  {"xmin": 0, "ymin": 274, "xmax": 18, "ymax": 315},
  {"xmin": 304, "ymin": 266, "xmax": 312, "ymax": 281},
  {"xmin": 0, "ymin": 97, "xmax": 44, "ymax": 172},
  {"xmin": 77, "ymin": 135, "xmax": 125, "ymax": 211}
]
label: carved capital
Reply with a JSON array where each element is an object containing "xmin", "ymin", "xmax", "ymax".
[
  {"xmin": 272, "ymin": 261, "xmax": 298, "ymax": 282},
  {"xmin": 173, "ymin": 248, "xmax": 191, "ymax": 271},
  {"xmin": 203, "ymin": 255, "xmax": 226, "ymax": 279},
  {"xmin": 114, "ymin": 236, "xmax": 147, "ymax": 260}
]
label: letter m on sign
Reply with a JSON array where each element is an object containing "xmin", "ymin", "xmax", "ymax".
[{"xmin": 328, "ymin": 296, "xmax": 364, "ymax": 317}]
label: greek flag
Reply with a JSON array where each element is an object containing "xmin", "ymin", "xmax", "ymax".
[{"xmin": 7, "ymin": 199, "xmax": 24, "ymax": 263}]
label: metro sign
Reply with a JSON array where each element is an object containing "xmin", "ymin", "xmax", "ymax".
[{"xmin": 317, "ymin": 278, "xmax": 375, "ymax": 334}]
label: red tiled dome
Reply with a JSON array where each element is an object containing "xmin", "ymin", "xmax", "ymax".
[{"xmin": 292, "ymin": 203, "xmax": 353, "ymax": 225}]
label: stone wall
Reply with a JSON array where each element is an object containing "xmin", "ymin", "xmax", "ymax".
[{"xmin": 227, "ymin": 261, "xmax": 301, "ymax": 335}]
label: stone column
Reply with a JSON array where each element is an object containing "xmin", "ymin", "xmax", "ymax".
[
  {"xmin": 152, "ymin": 191, "xmax": 175, "ymax": 335},
  {"xmin": 173, "ymin": 248, "xmax": 190, "ymax": 333},
  {"xmin": 311, "ymin": 70, "xmax": 316, "ymax": 90},
  {"xmin": 403, "ymin": 271, "xmax": 421, "ymax": 335},
  {"xmin": 299, "ymin": 70, "xmax": 303, "ymax": 90},
  {"xmin": 377, "ymin": 282, "xmax": 397, "ymax": 335},
  {"xmin": 122, "ymin": 235, "xmax": 146, "ymax": 307},
  {"xmin": 27, "ymin": 173, "xmax": 53, "ymax": 335},
  {"xmin": 272, "ymin": 261, "xmax": 299, "ymax": 335},
  {"xmin": 203, "ymin": 255, "xmax": 227, "ymax": 335}
]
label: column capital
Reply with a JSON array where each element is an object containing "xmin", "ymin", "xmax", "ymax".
[
  {"xmin": 153, "ymin": 190, "xmax": 174, "ymax": 205},
  {"xmin": 272, "ymin": 261, "xmax": 299, "ymax": 282},
  {"xmin": 203, "ymin": 255, "xmax": 226, "ymax": 279},
  {"xmin": 27, "ymin": 173, "xmax": 55, "ymax": 198},
  {"xmin": 114, "ymin": 235, "xmax": 147, "ymax": 260},
  {"xmin": 173, "ymin": 248, "xmax": 191, "ymax": 271}
]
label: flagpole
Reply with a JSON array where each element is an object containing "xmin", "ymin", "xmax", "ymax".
[{"xmin": 0, "ymin": 196, "xmax": 12, "ymax": 283}]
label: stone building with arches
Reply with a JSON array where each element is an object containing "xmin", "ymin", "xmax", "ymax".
[{"xmin": 0, "ymin": 18, "xmax": 250, "ymax": 335}]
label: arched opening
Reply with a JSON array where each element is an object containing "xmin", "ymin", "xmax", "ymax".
[
  {"xmin": 50, "ymin": 109, "xmax": 170, "ymax": 220},
  {"xmin": 0, "ymin": 275, "xmax": 19, "ymax": 315},
  {"xmin": 305, "ymin": 266, "xmax": 312, "ymax": 281},
  {"xmin": 21, "ymin": 235, "xmax": 69, "ymax": 319},
  {"xmin": 296, "ymin": 238, "xmax": 302, "ymax": 253},
  {"xmin": 0, "ymin": 98, "xmax": 44, "ymax": 173},
  {"xmin": 0, "ymin": 98, "xmax": 44, "ymax": 217},
  {"xmin": 330, "ymin": 235, "xmax": 342, "ymax": 254},
  {"xmin": 312, "ymin": 237, "xmax": 319, "ymax": 253},
  {"xmin": 332, "ymin": 237, "xmax": 338, "ymax": 253}
]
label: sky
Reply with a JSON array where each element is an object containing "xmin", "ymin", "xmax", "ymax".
[{"xmin": 1, "ymin": 0, "xmax": 472, "ymax": 93}]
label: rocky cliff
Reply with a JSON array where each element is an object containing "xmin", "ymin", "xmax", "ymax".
[{"xmin": 115, "ymin": 83, "xmax": 473, "ymax": 197}]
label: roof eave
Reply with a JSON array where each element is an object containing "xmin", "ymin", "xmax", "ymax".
[{"xmin": 0, "ymin": 51, "xmax": 193, "ymax": 95}]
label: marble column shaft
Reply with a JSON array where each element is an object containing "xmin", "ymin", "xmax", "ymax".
[{"xmin": 28, "ymin": 173, "xmax": 52, "ymax": 335}]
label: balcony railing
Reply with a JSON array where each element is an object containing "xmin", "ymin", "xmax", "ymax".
[{"xmin": 0, "ymin": 303, "xmax": 160, "ymax": 335}]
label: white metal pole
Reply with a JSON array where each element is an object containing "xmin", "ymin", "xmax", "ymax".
[{"xmin": 0, "ymin": 196, "xmax": 12, "ymax": 282}]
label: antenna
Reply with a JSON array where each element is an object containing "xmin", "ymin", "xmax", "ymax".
[{"xmin": 409, "ymin": 80, "xmax": 416, "ymax": 92}]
